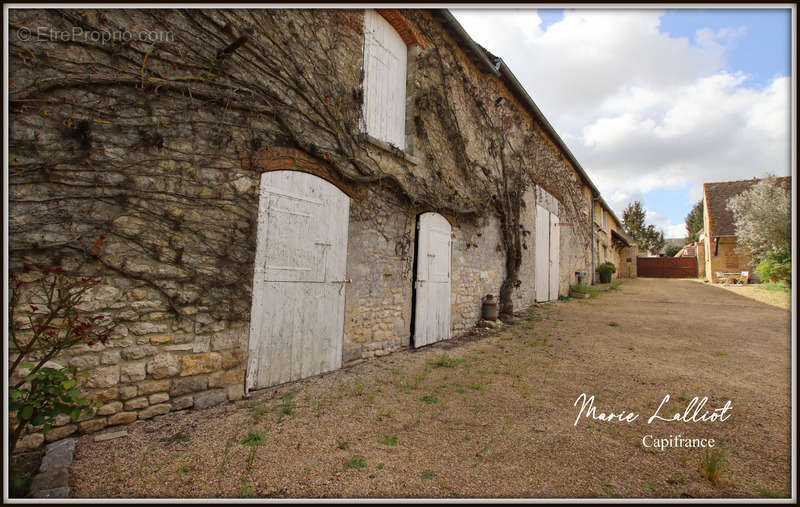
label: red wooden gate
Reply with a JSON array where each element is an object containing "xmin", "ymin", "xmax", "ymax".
[{"xmin": 636, "ymin": 257, "xmax": 698, "ymax": 278}]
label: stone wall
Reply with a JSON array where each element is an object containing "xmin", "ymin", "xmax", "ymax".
[
  {"xmin": 705, "ymin": 236, "xmax": 753, "ymax": 282},
  {"xmin": 9, "ymin": 7, "xmax": 598, "ymax": 446}
]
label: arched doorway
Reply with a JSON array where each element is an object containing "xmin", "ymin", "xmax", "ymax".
[
  {"xmin": 412, "ymin": 212, "xmax": 452, "ymax": 348},
  {"xmin": 245, "ymin": 171, "xmax": 351, "ymax": 392}
]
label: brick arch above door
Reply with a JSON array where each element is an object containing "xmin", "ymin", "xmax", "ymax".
[{"xmin": 238, "ymin": 146, "xmax": 365, "ymax": 200}]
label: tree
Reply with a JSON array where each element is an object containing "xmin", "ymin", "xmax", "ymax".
[
  {"xmin": 622, "ymin": 201, "xmax": 666, "ymax": 254},
  {"xmin": 685, "ymin": 200, "xmax": 704, "ymax": 243},
  {"xmin": 726, "ymin": 174, "xmax": 791, "ymax": 261},
  {"xmin": 665, "ymin": 244, "xmax": 683, "ymax": 257}
]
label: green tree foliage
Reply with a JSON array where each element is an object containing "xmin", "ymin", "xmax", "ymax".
[
  {"xmin": 685, "ymin": 200, "xmax": 704, "ymax": 243},
  {"xmin": 665, "ymin": 244, "xmax": 683, "ymax": 257},
  {"xmin": 622, "ymin": 201, "xmax": 666, "ymax": 254},
  {"xmin": 726, "ymin": 174, "xmax": 791, "ymax": 262}
]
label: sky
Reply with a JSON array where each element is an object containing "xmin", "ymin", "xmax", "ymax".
[{"xmin": 452, "ymin": 8, "xmax": 792, "ymax": 239}]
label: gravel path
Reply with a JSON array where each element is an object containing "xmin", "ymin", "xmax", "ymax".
[{"xmin": 69, "ymin": 278, "xmax": 792, "ymax": 498}]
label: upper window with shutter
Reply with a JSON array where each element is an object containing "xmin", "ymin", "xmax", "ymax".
[{"xmin": 362, "ymin": 9, "xmax": 408, "ymax": 150}]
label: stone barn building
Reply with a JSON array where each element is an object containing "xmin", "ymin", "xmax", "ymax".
[
  {"xmin": 700, "ymin": 177, "xmax": 790, "ymax": 283},
  {"xmin": 9, "ymin": 8, "xmax": 625, "ymax": 445}
]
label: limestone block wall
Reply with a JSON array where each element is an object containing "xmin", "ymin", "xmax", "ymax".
[
  {"xmin": 707, "ymin": 237, "xmax": 753, "ymax": 282},
  {"xmin": 10, "ymin": 269, "xmax": 249, "ymax": 448},
  {"xmin": 696, "ymin": 240, "xmax": 706, "ymax": 278},
  {"xmin": 343, "ymin": 184, "xmax": 415, "ymax": 360}
]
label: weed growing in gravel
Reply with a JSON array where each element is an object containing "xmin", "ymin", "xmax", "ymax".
[
  {"xmin": 757, "ymin": 485, "xmax": 789, "ymax": 497},
  {"xmin": 455, "ymin": 387, "xmax": 466, "ymax": 394},
  {"xmin": 412, "ymin": 368, "xmax": 430, "ymax": 389},
  {"xmin": 699, "ymin": 449, "xmax": 727, "ymax": 486},
  {"xmin": 249, "ymin": 404, "xmax": 268, "ymax": 423},
  {"xmin": 219, "ymin": 439, "xmax": 234, "ymax": 473},
  {"xmin": 239, "ymin": 431, "xmax": 265, "ymax": 497},
  {"xmin": 431, "ymin": 353, "xmax": 462, "ymax": 368},
  {"xmin": 344, "ymin": 456, "xmax": 367, "ymax": 470},
  {"xmin": 160, "ymin": 429, "xmax": 190, "ymax": 445},
  {"xmin": 608, "ymin": 321, "xmax": 619, "ymax": 327},
  {"xmin": 469, "ymin": 383, "xmax": 483, "ymax": 391},
  {"xmin": 312, "ymin": 398, "xmax": 325, "ymax": 417},
  {"xmin": 177, "ymin": 465, "xmax": 191, "ymax": 476},
  {"xmin": 420, "ymin": 395, "xmax": 438, "ymax": 404},
  {"xmin": 602, "ymin": 484, "xmax": 620, "ymax": 497},
  {"xmin": 274, "ymin": 390, "xmax": 299, "ymax": 421},
  {"xmin": 422, "ymin": 470, "xmax": 436, "ymax": 480},
  {"xmin": 241, "ymin": 431, "xmax": 267, "ymax": 447},
  {"xmin": 378, "ymin": 435, "xmax": 398, "ymax": 446},
  {"xmin": 238, "ymin": 476, "xmax": 256, "ymax": 498}
]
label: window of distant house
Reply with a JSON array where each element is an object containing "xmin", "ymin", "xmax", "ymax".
[
  {"xmin": 362, "ymin": 9, "xmax": 407, "ymax": 150},
  {"xmin": 601, "ymin": 210, "xmax": 607, "ymax": 230}
]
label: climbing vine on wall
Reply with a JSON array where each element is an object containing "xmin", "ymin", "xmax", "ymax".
[{"xmin": 9, "ymin": 8, "xmax": 590, "ymax": 322}]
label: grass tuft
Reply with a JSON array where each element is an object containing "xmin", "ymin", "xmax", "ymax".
[
  {"xmin": 240, "ymin": 431, "xmax": 267, "ymax": 447},
  {"xmin": 344, "ymin": 456, "xmax": 367, "ymax": 470},
  {"xmin": 431, "ymin": 353, "xmax": 461, "ymax": 368},
  {"xmin": 698, "ymin": 449, "xmax": 727, "ymax": 486},
  {"xmin": 420, "ymin": 395, "xmax": 438, "ymax": 405},
  {"xmin": 378, "ymin": 434, "xmax": 398, "ymax": 446}
]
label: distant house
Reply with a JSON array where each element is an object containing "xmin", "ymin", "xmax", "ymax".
[
  {"xmin": 700, "ymin": 177, "xmax": 791, "ymax": 283},
  {"xmin": 674, "ymin": 243, "xmax": 696, "ymax": 257}
]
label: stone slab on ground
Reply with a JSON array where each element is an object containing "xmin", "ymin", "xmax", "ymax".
[
  {"xmin": 32, "ymin": 487, "xmax": 71, "ymax": 498},
  {"xmin": 29, "ymin": 466, "xmax": 69, "ymax": 493},
  {"xmin": 39, "ymin": 443, "xmax": 74, "ymax": 473},
  {"xmin": 45, "ymin": 437, "xmax": 76, "ymax": 455},
  {"xmin": 94, "ymin": 430, "xmax": 128, "ymax": 442}
]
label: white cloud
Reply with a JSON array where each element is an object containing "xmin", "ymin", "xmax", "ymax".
[
  {"xmin": 452, "ymin": 9, "xmax": 791, "ymax": 220},
  {"xmin": 647, "ymin": 210, "xmax": 687, "ymax": 239}
]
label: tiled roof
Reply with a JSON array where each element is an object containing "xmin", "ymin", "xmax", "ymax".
[{"xmin": 704, "ymin": 177, "xmax": 791, "ymax": 237}]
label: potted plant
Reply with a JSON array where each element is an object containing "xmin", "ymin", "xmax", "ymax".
[{"xmin": 597, "ymin": 262, "xmax": 616, "ymax": 283}]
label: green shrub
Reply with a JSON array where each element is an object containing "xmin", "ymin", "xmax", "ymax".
[
  {"xmin": 597, "ymin": 262, "xmax": 616, "ymax": 283},
  {"xmin": 755, "ymin": 251, "xmax": 791, "ymax": 283}
]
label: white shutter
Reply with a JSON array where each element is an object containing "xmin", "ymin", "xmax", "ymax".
[
  {"xmin": 549, "ymin": 212, "xmax": 560, "ymax": 300},
  {"xmin": 535, "ymin": 205, "xmax": 550, "ymax": 302},
  {"xmin": 363, "ymin": 10, "xmax": 407, "ymax": 149}
]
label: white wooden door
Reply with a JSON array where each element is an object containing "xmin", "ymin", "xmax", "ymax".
[
  {"xmin": 535, "ymin": 204, "xmax": 550, "ymax": 302},
  {"xmin": 246, "ymin": 171, "xmax": 350, "ymax": 392},
  {"xmin": 535, "ymin": 204, "xmax": 560, "ymax": 302},
  {"xmin": 413, "ymin": 213, "xmax": 451, "ymax": 347},
  {"xmin": 549, "ymin": 212, "xmax": 560, "ymax": 300}
]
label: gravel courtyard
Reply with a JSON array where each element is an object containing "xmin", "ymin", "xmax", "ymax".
[{"xmin": 70, "ymin": 278, "xmax": 792, "ymax": 499}]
